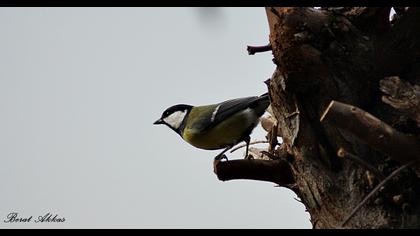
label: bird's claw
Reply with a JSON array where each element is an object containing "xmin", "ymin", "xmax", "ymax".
[
  {"xmin": 244, "ymin": 154, "xmax": 254, "ymax": 160},
  {"xmin": 214, "ymin": 154, "xmax": 228, "ymax": 162}
]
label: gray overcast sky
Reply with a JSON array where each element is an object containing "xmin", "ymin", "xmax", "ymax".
[{"xmin": 0, "ymin": 7, "xmax": 311, "ymax": 228}]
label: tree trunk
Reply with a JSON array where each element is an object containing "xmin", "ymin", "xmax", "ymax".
[{"xmin": 214, "ymin": 7, "xmax": 420, "ymax": 228}]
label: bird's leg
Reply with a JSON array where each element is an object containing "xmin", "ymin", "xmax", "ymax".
[
  {"xmin": 214, "ymin": 145, "xmax": 232, "ymax": 161},
  {"xmin": 244, "ymin": 136, "xmax": 251, "ymax": 159}
]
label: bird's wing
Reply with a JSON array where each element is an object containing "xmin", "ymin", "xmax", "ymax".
[{"xmin": 195, "ymin": 95, "xmax": 268, "ymax": 132}]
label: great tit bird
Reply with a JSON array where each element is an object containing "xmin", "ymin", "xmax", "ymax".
[{"xmin": 153, "ymin": 93, "xmax": 270, "ymax": 160}]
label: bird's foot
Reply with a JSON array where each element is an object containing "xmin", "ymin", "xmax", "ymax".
[
  {"xmin": 244, "ymin": 154, "xmax": 254, "ymax": 160},
  {"xmin": 214, "ymin": 154, "xmax": 228, "ymax": 162}
]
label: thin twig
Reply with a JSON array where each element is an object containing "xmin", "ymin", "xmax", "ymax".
[
  {"xmin": 230, "ymin": 140, "xmax": 269, "ymax": 153},
  {"xmin": 286, "ymin": 110, "xmax": 300, "ymax": 119},
  {"xmin": 337, "ymin": 148, "xmax": 386, "ymax": 180},
  {"xmin": 340, "ymin": 160, "xmax": 417, "ymax": 227},
  {"xmin": 247, "ymin": 44, "xmax": 272, "ymax": 55}
]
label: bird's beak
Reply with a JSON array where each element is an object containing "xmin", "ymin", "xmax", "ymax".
[{"xmin": 153, "ymin": 118, "xmax": 164, "ymax": 125}]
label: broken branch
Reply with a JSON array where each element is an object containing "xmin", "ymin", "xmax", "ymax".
[
  {"xmin": 247, "ymin": 44, "xmax": 272, "ymax": 55},
  {"xmin": 213, "ymin": 159, "xmax": 294, "ymax": 186},
  {"xmin": 320, "ymin": 100, "xmax": 420, "ymax": 164}
]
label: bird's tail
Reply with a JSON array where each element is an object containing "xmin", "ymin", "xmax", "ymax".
[
  {"xmin": 258, "ymin": 92, "xmax": 270, "ymax": 104},
  {"xmin": 252, "ymin": 92, "xmax": 270, "ymax": 116},
  {"xmin": 259, "ymin": 92, "xmax": 269, "ymax": 99}
]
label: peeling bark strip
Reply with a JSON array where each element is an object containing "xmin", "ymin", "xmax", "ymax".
[
  {"xmin": 380, "ymin": 76, "xmax": 420, "ymax": 126},
  {"xmin": 340, "ymin": 7, "xmax": 391, "ymax": 36},
  {"xmin": 320, "ymin": 100, "xmax": 420, "ymax": 164}
]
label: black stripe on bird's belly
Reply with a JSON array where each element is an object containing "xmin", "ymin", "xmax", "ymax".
[{"xmin": 176, "ymin": 110, "xmax": 191, "ymax": 136}]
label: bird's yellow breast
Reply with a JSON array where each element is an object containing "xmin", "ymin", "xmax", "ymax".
[{"xmin": 181, "ymin": 108, "xmax": 257, "ymax": 150}]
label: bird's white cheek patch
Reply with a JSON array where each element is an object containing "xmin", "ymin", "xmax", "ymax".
[{"xmin": 163, "ymin": 110, "xmax": 187, "ymax": 129}]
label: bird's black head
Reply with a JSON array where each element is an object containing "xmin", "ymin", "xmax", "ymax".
[{"xmin": 153, "ymin": 104, "xmax": 193, "ymax": 133}]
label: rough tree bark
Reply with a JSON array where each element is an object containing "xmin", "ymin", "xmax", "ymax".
[{"xmin": 214, "ymin": 7, "xmax": 420, "ymax": 228}]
